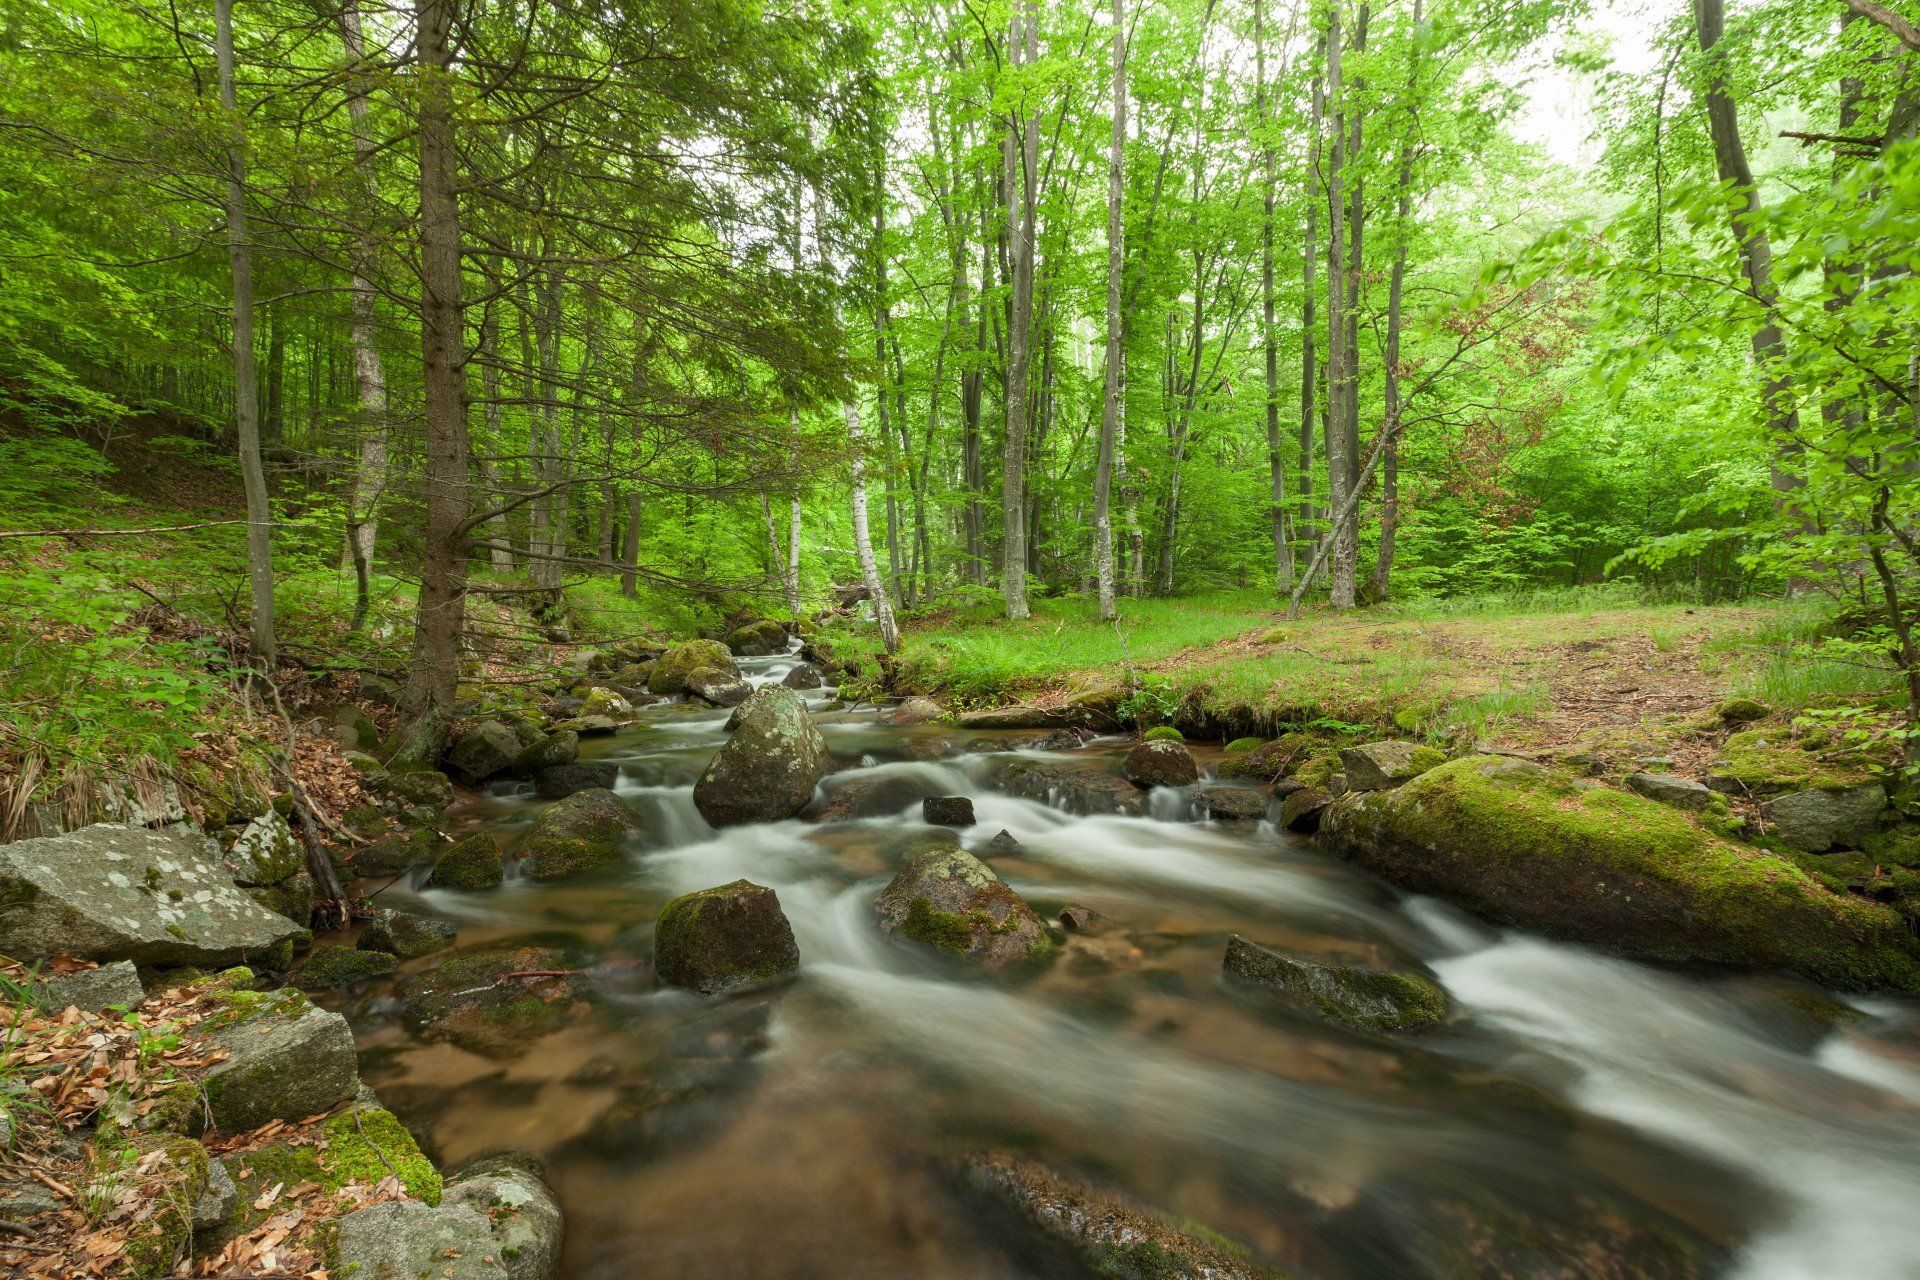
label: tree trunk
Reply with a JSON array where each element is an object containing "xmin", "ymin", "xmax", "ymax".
[
  {"xmin": 1001, "ymin": 0, "xmax": 1040, "ymax": 621},
  {"xmin": 1322, "ymin": 2, "xmax": 1356, "ymax": 609},
  {"xmin": 620, "ymin": 489, "xmax": 643, "ymax": 599},
  {"xmin": 1368, "ymin": 0, "xmax": 1419, "ymax": 604},
  {"xmin": 1095, "ymin": 0, "xmax": 1125, "ymax": 622},
  {"xmin": 1299, "ymin": 46, "xmax": 1322, "ymax": 571},
  {"xmin": 338, "ymin": 0, "xmax": 390, "ymax": 627},
  {"xmin": 395, "ymin": 0, "xmax": 469, "ymax": 764},
  {"xmin": 1257, "ymin": 0, "xmax": 1293, "ymax": 594},
  {"xmin": 263, "ymin": 312, "xmax": 285, "ymax": 450},
  {"xmin": 216, "ymin": 0, "xmax": 274, "ymax": 664},
  {"xmin": 848, "ymin": 401, "xmax": 900, "ymax": 653},
  {"xmin": 475, "ymin": 302, "xmax": 516, "ymax": 574}
]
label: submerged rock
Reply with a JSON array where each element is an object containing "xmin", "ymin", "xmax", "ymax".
[
  {"xmin": 429, "ymin": 832, "xmax": 505, "ymax": 890},
  {"xmin": 1223, "ymin": 934, "xmax": 1446, "ymax": 1031},
  {"xmin": 1195, "ymin": 786, "xmax": 1269, "ymax": 822},
  {"xmin": 1761, "ymin": 784, "xmax": 1887, "ymax": 852},
  {"xmin": 693, "ymin": 687, "xmax": 830, "ymax": 827},
  {"xmin": 1321, "ymin": 755, "xmax": 1920, "ymax": 993},
  {"xmin": 444, "ymin": 1153, "xmax": 565, "ymax": 1280},
  {"xmin": 534, "ymin": 762, "xmax": 618, "ymax": 798},
  {"xmin": 1121, "ymin": 739, "xmax": 1200, "ymax": 788},
  {"xmin": 648, "ymin": 640, "xmax": 738, "ymax": 696},
  {"xmin": 399, "ymin": 945, "xmax": 586, "ymax": 1057},
  {"xmin": 654, "ymin": 880, "xmax": 800, "ymax": 995},
  {"xmin": 444, "ymin": 720, "xmax": 521, "ymax": 784},
  {"xmin": 923, "ymin": 796, "xmax": 976, "ymax": 827},
  {"xmin": 874, "ymin": 848, "xmax": 1047, "ymax": 969},
  {"xmin": 360, "ymin": 908, "xmax": 457, "ymax": 959},
  {"xmin": 521, "ymin": 788, "xmax": 648, "ymax": 880},
  {"xmin": 962, "ymin": 1153, "xmax": 1280, "ymax": 1280},
  {"xmin": 997, "ymin": 759, "xmax": 1145, "ymax": 817},
  {"xmin": 0, "ymin": 824, "xmax": 299, "ymax": 967},
  {"xmin": 1339, "ymin": 740, "xmax": 1445, "ymax": 792}
]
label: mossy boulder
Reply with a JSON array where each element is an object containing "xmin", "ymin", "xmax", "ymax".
[
  {"xmin": 293, "ymin": 944, "xmax": 396, "ymax": 989},
  {"xmin": 1716, "ymin": 697, "xmax": 1771, "ymax": 724},
  {"xmin": 1223, "ymin": 934, "xmax": 1446, "ymax": 1031},
  {"xmin": 399, "ymin": 945, "xmax": 586, "ymax": 1058},
  {"xmin": 222, "ymin": 811, "xmax": 303, "ymax": 887},
  {"xmin": 444, "ymin": 721, "xmax": 522, "ymax": 784},
  {"xmin": 1320, "ymin": 756, "xmax": 1920, "ymax": 994},
  {"xmin": 1224, "ymin": 737, "xmax": 1264, "ymax": 755},
  {"xmin": 962, "ymin": 1153, "xmax": 1280, "ymax": 1280},
  {"xmin": 354, "ymin": 827, "xmax": 444, "ymax": 878},
  {"xmin": 782, "ymin": 663, "xmax": 824, "ymax": 690},
  {"xmin": 1338, "ymin": 740, "xmax": 1445, "ymax": 792},
  {"xmin": 874, "ymin": 848, "xmax": 1047, "ymax": 970},
  {"xmin": 649, "ymin": 640, "xmax": 738, "ymax": 695},
  {"xmin": 245, "ymin": 871, "xmax": 315, "ymax": 925},
  {"xmin": 1121, "ymin": 739, "xmax": 1200, "ymax": 788},
  {"xmin": 693, "ymin": 687, "xmax": 830, "ymax": 827},
  {"xmin": 1216, "ymin": 735, "xmax": 1312, "ymax": 782},
  {"xmin": 1293, "ymin": 754, "xmax": 1342, "ymax": 789},
  {"xmin": 360, "ymin": 908, "xmax": 458, "ymax": 960},
  {"xmin": 577, "ymin": 686, "xmax": 637, "ymax": 722},
  {"xmin": 429, "ymin": 832, "xmax": 505, "ymax": 889},
  {"xmin": 1706, "ymin": 729, "xmax": 1874, "ymax": 796},
  {"xmin": 520, "ymin": 788, "xmax": 647, "ymax": 880},
  {"xmin": 221, "ymin": 1104, "xmax": 443, "ymax": 1256},
  {"xmin": 685, "ymin": 666, "xmax": 753, "ymax": 707},
  {"xmin": 654, "ymin": 880, "xmax": 801, "ymax": 995},
  {"xmin": 382, "ymin": 768, "xmax": 456, "ymax": 810},
  {"xmin": 195, "ymin": 988, "xmax": 361, "ymax": 1131},
  {"xmin": 534, "ymin": 762, "xmax": 618, "ymax": 798},
  {"xmin": 1142, "ymin": 725, "xmax": 1184, "ymax": 742},
  {"xmin": 124, "ymin": 1134, "xmax": 212, "ymax": 1279},
  {"xmin": 443, "ymin": 1153, "xmax": 565, "ymax": 1280},
  {"xmin": 511, "ymin": 729, "xmax": 579, "ymax": 775}
]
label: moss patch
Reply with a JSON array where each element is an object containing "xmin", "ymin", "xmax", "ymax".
[{"xmin": 1710, "ymin": 729, "xmax": 1875, "ymax": 794}]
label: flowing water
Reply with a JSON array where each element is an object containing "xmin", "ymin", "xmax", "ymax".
[{"xmin": 334, "ymin": 647, "xmax": 1920, "ymax": 1279}]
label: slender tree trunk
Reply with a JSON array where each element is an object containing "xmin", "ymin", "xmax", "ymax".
[
  {"xmin": 216, "ymin": 0, "xmax": 274, "ymax": 664},
  {"xmin": 1299, "ymin": 48, "xmax": 1322, "ymax": 569},
  {"xmin": 1322, "ymin": 2, "xmax": 1356, "ymax": 609},
  {"xmin": 1257, "ymin": 0, "xmax": 1292, "ymax": 594},
  {"xmin": 848, "ymin": 400, "xmax": 900, "ymax": 653},
  {"xmin": 475, "ymin": 302, "xmax": 516, "ymax": 573},
  {"xmin": 395, "ymin": 0, "xmax": 469, "ymax": 764},
  {"xmin": 338, "ymin": 0, "xmax": 389, "ymax": 627},
  {"xmin": 1368, "ymin": 0, "xmax": 1419, "ymax": 603},
  {"xmin": 263, "ymin": 312, "xmax": 285, "ymax": 450},
  {"xmin": 1095, "ymin": 0, "xmax": 1125, "ymax": 622},
  {"xmin": 620, "ymin": 489, "xmax": 643, "ymax": 599},
  {"xmin": 1001, "ymin": 0, "xmax": 1039, "ymax": 621}
]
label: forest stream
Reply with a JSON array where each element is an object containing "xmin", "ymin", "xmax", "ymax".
[{"xmin": 328, "ymin": 646, "xmax": 1920, "ymax": 1280}]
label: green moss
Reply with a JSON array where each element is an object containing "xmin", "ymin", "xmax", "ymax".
[
  {"xmin": 198, "ymin": 983, "xmax": 304, "ymax": 1033},
  {"xmin": 293, "ymin": 946, "xmax": 396, "ymax": 990},
  {"xmin": 1716, "ymin": 698, "xmax": 1771, "ymax": 724},
  {"xmin": 521, "ymin": 834, "xmax": 620, "ymax": 881},
  {"xmin": 319, "ymin": 1107, "xmax": 442, "ymax": 1203},
  {"xmin": 900, "ymin": 897, "xmax": 976, "ymax": 954},
  {"xmin": 427, "ymin": 832, "xmax": 503, "ymax": 889},
  {"xmin": 124, "ymin": 1135, "xmax": 210, "ymax": 1279},
  {"xmin": 648, "ymin": 639, "xmax": 734, "ymax": 694},
  {"xmin": 139, "ymin": 1078, "xmax": 202, "ymax": 1136},
  {"xmin": 1407, "ymin": 745, "xmax": 1447, "ymax": 774},
  {"xmin": 1224, "ymin": 737, "xmax": 1263, "ymax": 755},
  {"xmin": 1143, "ymin": 726, "xmax": 1184, "ymax": 742},
  {"xmin": 1294, "ymin": 754, "xmax": 1341, "ymax": 789},
  {"xmin": 1712, "ymin": 729, "xmax": 1872, "ymax": 793},
  {"xmin": 1862, "ymin": 822, "xmax": 1920, "ymax": 869}
]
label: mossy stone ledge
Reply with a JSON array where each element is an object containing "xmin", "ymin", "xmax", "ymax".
[{"xmin": 1320, "ymin": 755, "xmax": 1920, "ymax": 994}]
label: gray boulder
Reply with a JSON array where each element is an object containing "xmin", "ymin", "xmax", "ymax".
[
  {"xmin": 1195, "ymin": 786, "xmax": 1268, "ymax": 821},
  {"xmin": 522, "ymin": 789, "xmax": 648, "ymax": 881},
  {"xmin": 197, "ymin": 991, "xmax": 360, "ymax": 1132},
  {"xmin": 654, "ymin": 880, "xmax": 800, "ymax": 995},
  {"xmin": 1122, "ymin": 739, "xmax": 1199, "ymax": 788},
  {"xmin": 534, "ymin": 762, "xmax": 618, "ymax": 798},
  {"xmin": 781, "ymin": 664, "xmax": 825, "ymax": 690},
  {"xmin": 512, "ymin": 730, "xmax": 579, "ymax": 775},
  {"xmin": 1762, "ymin": 784, "xmax": 1888, "ymax": 852},
  {"xmin": 444, "ymin": 1154, "xmax": 565, "ymax": 1280},
  {"xmin": 1626, "ymin": 772, "xmax": 1716, "ymax": 811},
  {"xmin": 693, "ymin": 687, "xmax": 830, "ymax": 826},
  {"xmin": 360, "ymin": 909, "xmax": 458, "ymax": 959},
  {"xmin": 874, "ymin": 848, "xmax": 1047, "ymax": 970},
  {"xmin": 996, "ymin": 759, "xmax": 1145, "ymax": 817},
  {"xmin": 445, "ymin": 721, "xmax": 522, "ymax": 784},
  {"xmin": 0, "ymin": 824, "xmax": 299, "ymax": 967},
  {"xmin": 32, "ymin": 960, "xmax": 144, "ymax": 1012},
  {"xmin": 191, "ymin": 1158, "xmax": 238, "ymax": 1232},
  {"xmin": 222, "ymin": 812, "xmax": 303, "ymax": 887},
  {"xmin": 1339, "ymin": 741, "xmax": 1445, "ymax": 792},
  {"xmin": 335, "ymin": 1200, "xmax": 508, "ymax": 1280},
  {"xmin": 686, "ymin": 667, "xmax": 753, "ymax": 707},
  {"xmin": 1223, "ymin": 934, "xmax": 1447, "ymax": 1031}
]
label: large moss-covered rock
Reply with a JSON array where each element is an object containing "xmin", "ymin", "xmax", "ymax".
[
  {"xmin": 874, "ymin": 848, "xmax": 1047, "ymax": 970},
  {"xmin": 693, "ymin": 687, "xmax": 830, "ymax": 826},
  {"xmin": 195, "ymin": 988, "xmax": 360, "ymax": 1131},
  {"xmin": 1320, "ymin": 756, "xmax": 1920, "ymax": 993},
  {"xmin": 1706, "ymin": 729, "xmax": 1873, "ymax": 796},
  {"xmin": 648, "ymin": 640, "xmax": 738, "ymax": 695},
  {"xmin": 220, "ymin": 1104, "xmax": 442, "ymax": 1251},
  {"xmin": 1122, "ymin": 739, "xmax": 1200, "ymax": 788},
  {"xmin": 444, "ymin": 721, "xmax": 521, "ymax": 784},
  {"xmin": 654, "ymin": 880, "xmax": 800, "ymax": 995},
  {"xmin": 996, "ymin": 759, "xmax": 1145, "ymax": 817},
  {"xmin": 512, "ymin": 729, "xmax": 579, "ymax": 775},
  {"xmin": 360, "ymin": 908, "xmax": 458, "ymax": 959},
  {"xmin": 1339, "ymin": 740, "xmax": 1444, "ymax": 792},
  {"xmin": 1223, "ymin": 934, "xmax": 1446, "ymax": 1031},
  {"xmin": 1761, "ymin": 784, "xmax": 1887, "ymax": 853},
  {"xmin": 444, "ymin": 1153, "xmax": 564, "ymax": 1280},
  {"xmin": 685, "ymin": 666, "xmax": 752, "ymax": 707},
  {"xmin": 381, "ymin": 768, "xmax": 456, "ymax": 809},
  {"xmin": 1215, "ymin": 735, "xmax": 1312, "ymax": 783},
  {"xmin": 292, "ymin": 944, "xmax": 395, "ymax": 989},
  {"xmin": 521, "ymin": 788, "xmax": 647, "ymax": 880},
  {"xmin": 962, "ymin": 1153, "xmax": 1280, "ymax": 1280},
  {"xmin": 399, "ymin": 945, "xmax": 586, "ymax": 1058},
  {"xmin": 430, "ymin": 832, "xmax": 505, "ymax": 889},
  {"xmin": 0, "ymin": 824, "xmax": 299, "ymax": 967},
  {"xmin": 534, "ymin": 762, "xmax": 618, "ymax": 798}
]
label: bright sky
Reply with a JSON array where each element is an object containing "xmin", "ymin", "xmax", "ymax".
[{"xmin": 1512, "ymin": 0, "xmax": 1666, "ymax": 166}]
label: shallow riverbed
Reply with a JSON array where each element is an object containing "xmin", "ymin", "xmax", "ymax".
[{"xmin": 329, "ymin": 649, "xmax": 1920, "ymax": 1280}]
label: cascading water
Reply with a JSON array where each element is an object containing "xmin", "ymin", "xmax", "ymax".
[{"xmin": 344, "ymin": 670, "xmax": 1920, "ymax": 1280}]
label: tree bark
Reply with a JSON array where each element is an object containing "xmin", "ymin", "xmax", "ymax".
[
  {"xmin": 848, "ymin": 401, "xmax": 900, "ymax": 653},
  {"xmin": 216, "ymin": 0, "xmax": 275, "ymax": 664},
  {"xmin": 1299, "ymin": 43, "xmax": 1322, "ymax": 569},
  {"xmin": 338, "ymin": 0, "xmax": 390, "ymax": 628},
  {"xmin": 1368, "ymin": 0, "xmax": 1420, "ymax": 604},
  {"xmin": 1001, "ymin": 0, "xmax": 1040, "ymax": 621},
  {"xmin": 1257, "ymin": 0, "xmax": 1293, "ymax": 594},
  {"xmin": 395, "ymin": 0, "xmax": 470, "ymax": 764},
  {"xmin": 1322, "ymin": 1, "xmax": 1356, "ymax": 609},
  {"xmin": 1095, "ymin": 0, "xmax": 1125, "ymax": 622}
]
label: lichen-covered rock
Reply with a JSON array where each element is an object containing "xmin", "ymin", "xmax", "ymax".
[
  {"xmin": 512, "ymin": 730, "xmax": 579, "ymax": 775},
  {"xmin": 398, "ymin": 945, "xmax": 586, "ymax": 1058},
  {"xmin": 0, "ymin": 824, "xmax": 299, "ymax": 967},
  {"xmin": 359, "ymin": 909, "xmax": 458, "ymax": 959},
  {"xmin": 335, "ymin": 1200, "xmax": 508, "ymax": 1280},
  {"xmin": 1278, "ymin": 788, "xmax": 1332, "ymax": 832},
  {"xmin": 191, "ymin": 1156, "xmax": 237, "ymax": 1232},
  {"xmin": 1320, "ymin": 756, "xmax": 1920, "ymax": 994},
  {"xmin": 430, "ymin": 832, "xmax": 505, "ymax": 890},
  {"xmin": 222, "ymin": 811, "xmax": 302, "ymax": 886},
  {"xmin": 292, "ymin": 944, "xmax": 396, "ymax": 989},
  {"xmin": 693, "ymin": 687, "xmax": 830, "ymax": 827},
  {"xmin": 1339, "ymin": 740, "xmax": 1444, "ymax": 792},
  {"xmin": 577, "ymin": 687, "xmax": 637, "ymax": 722},
  {"xmin": 923, "ymin": 796, "xmax": 976, "ymax": 827},
  {"xmin": 521, "ymin": 789, "xmax": 648, "ymax": 880},
  {"xmin": 654, "ymin": 880, "xmax": 800, "ymax": 995},
  {"xmin": 196, "ymin": 989, "xmax": 360, "ymax": 1131},
  {"xmin": 685, "ymin": 666, "xmax": 752, "ymax": 707},
  {"xmin": 444, "ymin": 721, "xmax": 522, "ymax": 784},
  {"xmin": 1626, "ymin": 772, "xmax": 1715, "ymax": 810},
  {"xmin": 1122, "ymin": 739, "xmax": 1199, "ymax": 789},
  {"xmin": 1761, "ymin": 784, "xmax": 1888, "ymax": 853},
  {"xmin": 31, "ymin": 959, "xmax": 144, "ymax": 1012},
  {"xmin": 648, "ymin": 640, "xmax": 738, "ymax": 695},
  {"xmin": 444, "ymin": 1153, "xmax": 564, "ymax": 1280},
  {"xmin": 996, "ymin": 759, "xmax": 1145, "ymax": 817},
  {"xmin": 381, "ymin": 768, "xmax": 456, "ymax": 809},
  {"xmin": 782, "ymin": 663, "xmax": 825, "ymax": 690},
  {"xmin": 1223, "ymin": 934, "xmax": 1446, "ymax": 1031},
  {"xmin": 961, "ymin": 1153, "xmax": 1280, "ymax": 1280},
  {"xmin": 874, "ymin": 848, "xmax": 1047, "ymax": 970},
  {"xmin": 534, "ymin": 762, "xmax": 618, "ymax": 798},
  {"xmin": 1195, "ymin": 786, "xmax": 1269, "ymax": 821}
]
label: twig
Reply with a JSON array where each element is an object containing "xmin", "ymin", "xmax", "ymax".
[
  {"xmin": 352, "ymin": 1110, "xmax": 404, "ymax": 1184},
  {"xmin": 445, "ymin": 969, "xmax": 580, "ymax": 998},
  {"xmin": 0, "ymin": 1218, "xmax": 41, "ymax": 1238},
  {"xmin": 0, "ymin": 520, "xmax": 249, "ymax": 540}
]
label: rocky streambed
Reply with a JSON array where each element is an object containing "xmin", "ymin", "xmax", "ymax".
[{"xmin": 9, "ymin": 639, "xmax": 1920, "ymax": 1279}]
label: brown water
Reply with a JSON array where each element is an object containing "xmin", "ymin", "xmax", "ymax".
[{"xmin": 332, "ymin": 649, "xmax": 1920, "ymax": 1280}]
